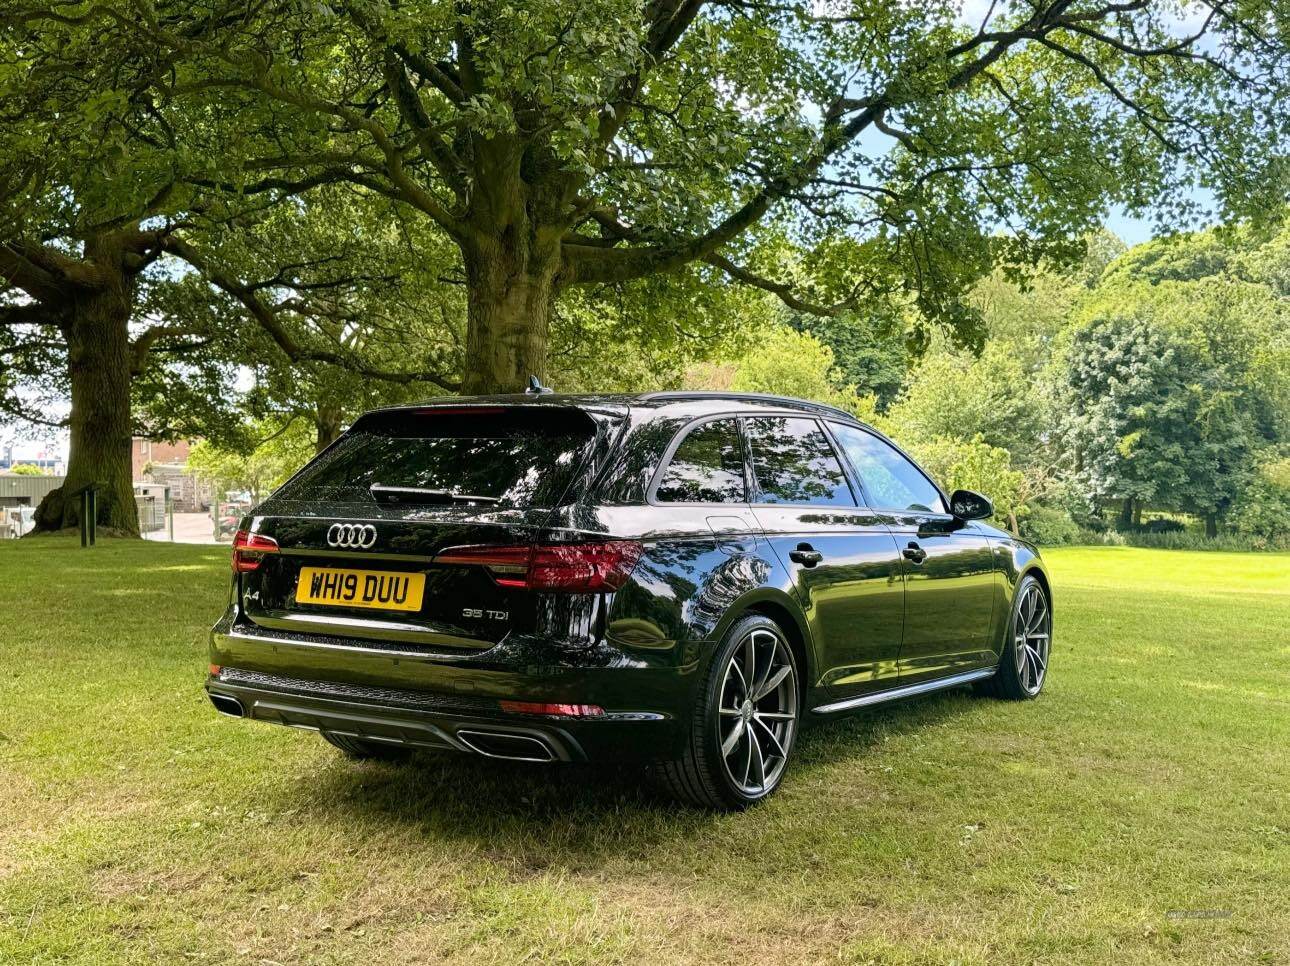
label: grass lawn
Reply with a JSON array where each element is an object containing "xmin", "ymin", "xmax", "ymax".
[{"xmin": 1, "ymin": 538, "xmax": 1286, "ymax": 964}]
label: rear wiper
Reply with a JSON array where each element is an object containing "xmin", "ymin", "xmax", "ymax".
[{"xmin": 369, "ymin": 485, "xmax": 501, "ymax": 506}]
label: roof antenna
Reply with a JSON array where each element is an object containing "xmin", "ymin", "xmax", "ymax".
[{"xmin": 525, "ymin": 374, "xmax": 553, "ymax": 395}]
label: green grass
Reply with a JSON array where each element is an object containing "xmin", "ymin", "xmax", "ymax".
[{"xmin": 1, "ymin": 538, "xmax": 1287, "ymax": 964}]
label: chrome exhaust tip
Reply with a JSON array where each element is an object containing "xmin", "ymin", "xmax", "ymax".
[
  {"xmin": 456, "ymin": 729, "xmax": 556, "ymax": 762},
  {"xmin": 209, "ymin": 693, "xmax": 245, "ymax": 718}
]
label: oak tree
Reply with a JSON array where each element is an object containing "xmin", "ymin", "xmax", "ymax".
[{"xmin": 124, "ymin": 0, "xmax": 1290, "ymax": 392}]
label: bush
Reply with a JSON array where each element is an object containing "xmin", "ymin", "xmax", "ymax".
[
  {"xmin": 1228, "ymin": 456, "xmax": 1290, "ymax": 542},
  {"xmin": 1072, "ymin": 529, "xmax": 1289, "ymax": 552},
  {"xmin": 1020, "ymin": 505, "xmax": 1082, "ymax": 546},
  {"xmin": 1143, "ymin": 518, "xmax": 1186, "ymax": 534}
]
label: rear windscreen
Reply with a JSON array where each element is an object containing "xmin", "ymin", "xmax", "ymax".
[{"xmin": 281, "ymin": 408, "xmax": 598, "ymax": 507}]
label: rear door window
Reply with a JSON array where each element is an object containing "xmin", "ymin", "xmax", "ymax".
[
  {"xmin": 281, "ymin": 407, "xmax": 596, "ymax": 508},
  {"xmin": 745, "ymin": 416, "xmax": 855, "ymax": 506},
  {"xmin": 654, "ymin": 418, "xmax": 746, "ymax": 503}
]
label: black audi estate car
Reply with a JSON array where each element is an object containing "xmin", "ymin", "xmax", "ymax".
[{"xmin": 208, "ymin": 391, "xmax": 1052, "ymax": 809}]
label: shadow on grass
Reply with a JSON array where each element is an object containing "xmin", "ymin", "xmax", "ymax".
[{"xmin": 277, "ymin": 687, "xmax": 981, "ymax": 870}]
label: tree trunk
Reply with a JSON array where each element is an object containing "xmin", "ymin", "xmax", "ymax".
[
  {"xmin": 314, "ymin": 403, "xmax": 344, "ymax": 453},
  {"xmin": 1118, "ymin": 497, "xmax": 1134, "ymax": 530},
  {"xmin": 33, "ymin": 281, "xmax": 139, "ymax": 536},
  {"xmin": 1205, "ymin": 513, "xmax": 1218, "ymax": 538},
  {"xmin": 459, "ymin": 233, "xmax": 559, "ymax": 395}
]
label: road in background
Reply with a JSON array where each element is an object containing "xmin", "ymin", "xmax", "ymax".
[{"xmin": 143, "ymin": 512, "xmax": 222, "ymax": 544}]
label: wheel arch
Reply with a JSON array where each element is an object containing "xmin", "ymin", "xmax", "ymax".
[
  {"xmin": 1021, "ymin": 563, "xmax": 1053, "ymax": 613},
  {"xmin": 1012, "ymin": 550, "xmax": 1053, "ymax": 626},
  {"xmin": 714, "ymin": 589, "xmax": 815, "ymax": 694}
]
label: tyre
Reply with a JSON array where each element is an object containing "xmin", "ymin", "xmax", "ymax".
[
  {"xmin": 322, "ymin": 732, "xmax": 414, "ymax": 762},
  {"xmin": 979, "ymin": 574, "xmax": 1051, "ymax": 700},
  {"xmin": 657, "ymin": 614, "xmax": 800, "ymax": 810}
]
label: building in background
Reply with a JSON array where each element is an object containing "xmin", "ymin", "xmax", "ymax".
[
  {"xmin": 132, "ymin": 438, "xmax": 213, "ymax": 512},
  {"xmin": 0, "ymin": 442, "xmax": 65, "ymax": 474},
  {"xmin": 0, "ymin": 472, "xmax": 62, "ymax": 537}
]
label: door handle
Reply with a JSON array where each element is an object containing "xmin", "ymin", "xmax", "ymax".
[
  {"xmin": 902, "ymin": 542, "xmax": 927, "ymax": 564},
  {"xmin": 789, "ymin": 543, "xmax": 823, "ymax": 567}
]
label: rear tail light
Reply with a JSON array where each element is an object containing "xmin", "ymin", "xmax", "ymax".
[
  {"xmin": 231, "ymin": 530, "xmax": 279, "ymax": 573},
  {"xmin": 436, "ymin": 541, "xmax": 643, "ymax": 592},
  {"xmin": 499, "ymin": 700, "xmax": 605, "ymax": 718}
]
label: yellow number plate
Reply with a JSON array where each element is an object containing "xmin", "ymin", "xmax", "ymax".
[{"xmin": 296, "ymin": 567, "xmax": 426, "ymax": 612}]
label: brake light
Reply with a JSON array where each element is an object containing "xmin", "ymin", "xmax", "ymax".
[
  {"xmin": 231, "ymin": 530, "xmax": 279, "ymax": 573},
  {"xmin": 436, "ymin": 541, "xmax": 643, "ymax": 592},
  {"xmin": 499, "ymin": 701, "xmax": 605, "ymax": 718},
  {"xmin": 411, "ymin": 406, "xmax": 506, "ymax": 416}
]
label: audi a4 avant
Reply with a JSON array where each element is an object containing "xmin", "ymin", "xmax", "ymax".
[{"xmin": 208, "ymin": 391, "xmax": 1052, "ymax": 809}]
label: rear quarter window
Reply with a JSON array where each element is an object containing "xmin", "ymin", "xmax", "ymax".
[{"xmin": 654, "ymin": 418, "xmax": 746, "ymax": 503}]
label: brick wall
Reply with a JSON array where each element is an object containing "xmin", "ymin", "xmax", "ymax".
[{"xmin": 131, "ymin": 438, "xmax": 193, "ymax": 480}]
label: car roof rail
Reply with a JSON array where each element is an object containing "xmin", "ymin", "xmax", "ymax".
[{"xmin": 637, "ymin": 390, "xmax": 861, "ymax": 422}]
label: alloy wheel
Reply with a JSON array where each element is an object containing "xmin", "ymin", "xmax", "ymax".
[
  {"xmin": 718, "ymin": 627, "xmax": 797, "ymax": 796},
  {"xmin": 1014, "ymin": 582, "xmax": 1051, "ymax": 696}
]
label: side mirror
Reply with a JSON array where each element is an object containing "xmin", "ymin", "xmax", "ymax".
[{"xmin": 949, "ymin": 489, "xmax": 993, "ymax": 521}]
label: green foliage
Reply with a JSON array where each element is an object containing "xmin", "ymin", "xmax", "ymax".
[
  {"xmin": 1063, "ymin": 223, "xmax": 1288, "ymax": 529},
  {"xmin": 885, "ymin": 344, "xmax": 1044, "ymax": 458},
  {"xmin": 1018, "ymin": 504, "xmax": 1082, "ymax": 547},
  {"xmin": 187, "ymin": 420, "xmax": 316, "ymax": 504},
  {"xmin": 1229, "ymin": 455, "xmax": 1290, "ymax": 543},
  {"xmin": 904, "ymin": 435, "xmax": 1026, "ymax": 529},
  {"xmin": 1074, "ymin": 529, "xmax": 1289, "ymax": 552},
  {"xmin": 10, "ymin": 0, "xmax": 1281, "ymax": 393},
  {"xmin": 1100, "ymin": 229, "xmax": 1240, "ymax": 286},
  {"xmin": 784, "ymin": 311, "xmax": 909, "ymax": 408},
  {"xmin": 1058, "ymin": 313, "xmax": 1251, "ymax": 521},
  {"xmin": 552, "ymin": 271, "xmax": 777, "ymax": 393},
  {"xmin": 684, "ymin": 325, "xmax": 873, "ymax": 418},
  {"xmin": 5, "ymin": 463, "xmax": 45, "ymax": 476}
]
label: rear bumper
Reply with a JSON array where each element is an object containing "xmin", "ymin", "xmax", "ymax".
[{"xmin": 208, "ymin": 616, "xmax": 696, "ymax": 763}]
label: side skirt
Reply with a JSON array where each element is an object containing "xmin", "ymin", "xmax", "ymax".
[{"xmin": 810, "ymin": 667, "xmax": 997, "ymax": 716}]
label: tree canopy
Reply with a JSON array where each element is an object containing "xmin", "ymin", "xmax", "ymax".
[
  {"xmin": 2, "ymin": 1, "xmax": 1288, "ymax": 540},
  {"xmin": 10, "ymin": 0, "xmax": 1280, "ymax": 394}
]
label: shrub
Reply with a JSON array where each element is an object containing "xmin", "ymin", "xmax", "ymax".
[
  {"xmin": 1228, "ymin": 455, "xmax": 1290, "ymax": 542},
  {"xmin": 1072, "ymin": 529, "xmax": 1288, "ymax": 551},
  {"xmin": 1143, "ymin": 518, "xmax": 1186, "ymax": 534},
  {"xmin": 1020, "ymin": 505, "xmax": 1082, "ymax": 546}
]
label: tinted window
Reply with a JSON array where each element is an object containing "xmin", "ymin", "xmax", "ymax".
[
  {"xmin": 599, "ymin": 416, "xmax": 688, "ymax": 504},
  {"xmin": 655, "ymin": 419, "xmax": 745, "ymax": 503},
  {"xmin": 830, "ymin": 423, "xmax": 945, "ymax": 512},
  {"xmin": 746, "ymin": 417, "xmax": 854, "ymax": 506},
  {"xmin": 283, "ymin": 408, "xmax": 595, "ymax": 508}
]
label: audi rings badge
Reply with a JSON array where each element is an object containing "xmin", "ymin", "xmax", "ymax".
[{"xmin": 327, "ymin": 523, "xmax": 377, "ymax": 549}]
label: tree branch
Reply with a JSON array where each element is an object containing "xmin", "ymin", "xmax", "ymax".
[
  {"xmin": 0, "ymin": 300, "xmax": 56, "ymax": 326},
  {"xmin": 130, "ymin": 324, "xmax": 202, "ymax": 374},
  {"xmin": 702, "ymin": 253, "xmax": 852, "ymax": 316},
  {"xmin": 564, "ymin": 0, "xmax": 1147, "ymax": 286},
  {"xmin": 162, "ymin": 236, "xmax": 460, "ymax": 390},
  {"xmin": 0, "ymin": 242, "xmax": 70, "ymax": 304}
]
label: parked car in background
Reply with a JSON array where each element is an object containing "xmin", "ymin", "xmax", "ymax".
[{"xmin": 207, "ymin": 392, "xmax": 1052, "ymax": 809}]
